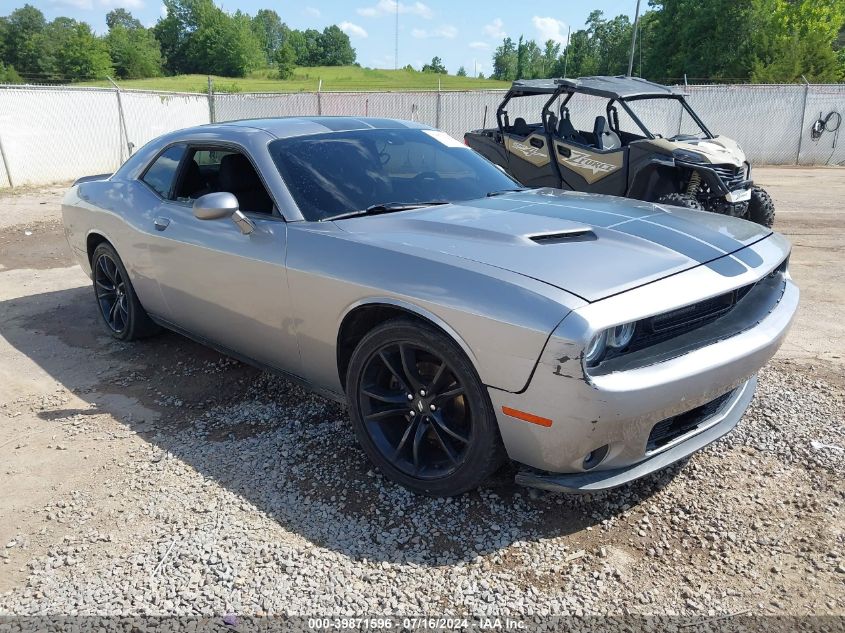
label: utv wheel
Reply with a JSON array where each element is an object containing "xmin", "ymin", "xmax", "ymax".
[
  {"xmin": 748, "ymin": 186, "xmax": 775, "ymax": 228},
  {"xmin": 656, "ymin": 193, "xmax": 704, "ymax": 210},
  {"xmin": 346, "ymin": 319, "xmax": 505, "ymax": 497},
  {"xmin": 92, "ymin": 243, "xmax": 159, "ymax": 341}
]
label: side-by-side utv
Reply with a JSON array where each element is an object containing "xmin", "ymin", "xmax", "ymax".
[{"xmin": 465, "ymin": 76, "xmax": 774, "ymax": 227}]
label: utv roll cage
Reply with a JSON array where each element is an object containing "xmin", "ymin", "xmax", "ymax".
[{"xmin": 496, "ymin": 76, "xmax": 714, "ymax": 142}]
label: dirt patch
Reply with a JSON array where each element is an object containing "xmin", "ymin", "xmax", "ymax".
[{"xmin": 0, "ymin": 220, "xmax": 76, "ymax": 272}]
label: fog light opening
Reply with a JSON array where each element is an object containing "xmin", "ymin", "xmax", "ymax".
[{"xmin": 583, "ymin": 444, "xmax": 609, "ymax": 471}]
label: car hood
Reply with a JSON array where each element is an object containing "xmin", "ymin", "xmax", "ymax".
[{"xmin": 334, "ymin": 189, "xmax": 772, "ymax": 302}]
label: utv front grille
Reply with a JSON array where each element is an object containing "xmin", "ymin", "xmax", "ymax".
[
  {"xmin": 625, "ymin": 282, "xmax": 756, "ymax": 353},
  {"xmin": 647, "ymin": 389, "xmax": 735, "ymax": 452},
  {"xmin": 710, "ymin": 164, "xmax": 746, "ymax": 190}
]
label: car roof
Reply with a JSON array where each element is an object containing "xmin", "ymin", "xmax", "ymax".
[
  {"xmin": 510, "ymin": 76, "xmax": 682, "ymax": 99},
  {"xmin": 180, "ymin": 116, "xmax": 431, "ymax": 140}
]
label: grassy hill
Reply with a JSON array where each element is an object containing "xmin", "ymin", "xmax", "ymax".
[{"xmin": 78, "ymin": 66, "xmax": 509, "ymax": 93}]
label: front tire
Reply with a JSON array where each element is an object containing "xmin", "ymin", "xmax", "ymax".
[
  {"xmin": 656, "ymin": 193, "xmax": 704, "ymax": 210},
  {"xmin": 748, "ymin": 186, "xmax": 775, "ymax": 227},
  {"xmin": 91, "ymin": 243, "xmax": 159, "ymax": 341},
  {"xmin": 346, "ymin": 319, "xmax": 505, "ymax": 496}
]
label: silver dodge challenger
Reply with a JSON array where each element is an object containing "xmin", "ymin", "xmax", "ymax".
[{"xmin": 62, "ymin": 117, "xmax": 799, "ymax": 497}]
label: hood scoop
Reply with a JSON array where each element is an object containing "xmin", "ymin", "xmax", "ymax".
[{"xmin": 529, "ymin": 228, "xmax": 597, "ymax": 245}]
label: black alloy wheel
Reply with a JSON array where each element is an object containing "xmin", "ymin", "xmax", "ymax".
[
  {"xmin": 360, "ymin": 341, "xmax": 471, "ymax": 479},
  {"xmin": 90, "ymin": 242, "xmax": 159, "ymax": 341},
  {"xmin": 347, "ymin": 319, "xmax": 505, "ymax": 496},
  {"xmin": 94, "ymin": 252, "xmax": 129, "ymax": 334}
]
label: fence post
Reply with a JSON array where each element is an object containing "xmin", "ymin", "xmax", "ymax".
[
  {"xmin": 207, "ymin": 76, "xmax": 216, "ymax": 123},
  {"xmin": 107, "ymin": 76, "xmax": 132, "ymax": 163},
  {"xmin": 0, "ymin": 132, "xmax": 13, "ymax": 188},
  {"xmin": 317, "ymin": 79, "xmax": 322, "ymax": 116},
  {"xmin": 435, "ymin": 83, "xmax": 442, "ymax": 129},
  {"xmin": 795, "ymin": 76, "xmax": 811, "ymax": 165}
]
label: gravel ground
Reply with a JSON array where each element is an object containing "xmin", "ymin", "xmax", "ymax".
[
  {"xmin": 0, "ymin": 361, "xmax": 843, "ymax": 619},
  {"xmin": 0, "ymin": 169, "xmax": 843, "ymax": 623}
]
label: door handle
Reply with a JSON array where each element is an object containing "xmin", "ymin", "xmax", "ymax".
[
  {"xmin": 530, "ymin": 137, "xmax": 545, "ymax": 148},
  {"xmin": 557, "ymin": 145, "xmax": 571, "ymax": 158},
  {"xmin": 154, "ymin": 217, "xmax": 171, "ymax": 231}
]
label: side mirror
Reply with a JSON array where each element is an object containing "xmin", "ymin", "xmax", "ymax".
[{"xmin": 193, "ymin": 192, "xmax": 239, "ymax": 220}]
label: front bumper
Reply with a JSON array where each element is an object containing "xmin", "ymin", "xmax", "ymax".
[
  {"xmin": 488, "ymin": 235, "xmax": 798, "ymax": 485},
  {"xmin": 515, "ymin": 376, "xmax": 756, "ymax": 493}
]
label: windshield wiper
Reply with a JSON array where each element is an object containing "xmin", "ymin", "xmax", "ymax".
[
  {"xmin": 322, "ymin": 201, "xmax": 449, "ymax": 222},
  {"xmin": 486, "ymin": 188, "xmax": 528, "ymax": 197}
]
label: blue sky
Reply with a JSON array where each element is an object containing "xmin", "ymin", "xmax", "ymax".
[{"xmin": 5, "ymin": 0, "xmax": 638, "ymax": 74}]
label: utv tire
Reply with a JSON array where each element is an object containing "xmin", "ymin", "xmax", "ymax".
[
  {"xmin": 91, "ymin": 242, "xmax": 160, "ymax": 341},
  {"xmin": 748, "ymin": 186, "xmax": 775, "ymax": 228},
  {"xmin": 346, "ymin": 318, "xmax": 506, "ymax": 497},
  {"xmin": 656, "ymin": 193, "xmax": 704, "ymax": 211}
]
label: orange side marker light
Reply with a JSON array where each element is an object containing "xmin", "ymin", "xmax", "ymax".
[{"xmin": 502, "ymin": 406, "xmax": 553, "ymax": 428}]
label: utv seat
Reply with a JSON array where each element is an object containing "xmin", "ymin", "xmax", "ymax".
[
  {"xmin": 510, "ymin": 117, "xmax": 533, "ymax": 137},
  {"xmin": 558, "ymin": 116, "xmax": 589, "ymax": 146},
  {"xmin": 593, "ymin": 116, "xmax": 622, "ymax": 151}
]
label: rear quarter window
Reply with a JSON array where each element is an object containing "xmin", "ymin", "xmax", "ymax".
[{"xmin": 141, "ymin": 144, "xmax": 186, "ymax": 198}]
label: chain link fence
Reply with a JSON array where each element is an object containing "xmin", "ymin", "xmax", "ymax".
[{"xmin": 0, "ymin": 83, "xmax": 842, "ymax": 188}]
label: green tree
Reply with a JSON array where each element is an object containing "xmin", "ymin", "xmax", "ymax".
[
  {"xmin": 3, "ymin": 4, "xmax": 46, "ymax": 77},
  {"xmin": 252, "ymin": 9, "xmax": 287, "ymax": 63},
  {"xmin": 492, "ymin": 37, "xmax": 516, "ymax": 79},
  {"xmin": 106, "ymin": 8, "xmax": 142, "ymax": 30},
  {"xmin": 318, "ymin": 25, "xmax": 355, "ymax": 66},
  {"xmin": 0, "ymin": 62, "xmax": 22, "ymax": 83},
  {"xmin": 751, "ymin": 0, "xmax": 845, "ymax": 82},
  {"xmin": 106, "ymin": 9, "xmax": 162, "ymax": 79},
  {"xmin": 42, "ymin": 17, "xmax": 113, "ymax": 81},
  {"xmin": 456, "ymin": 65, "xmax": 467, "ymax": 76},
  {"xmin": 421, "ymin": 56, "xmax": 446, "ymax": 73},
  {"xmin": 274, "ymin": 41, "xmax": 296, "ymax": 79},
  {"xmin": 154, "ymin": 0, "xmax": 262, "ymax": 76}
]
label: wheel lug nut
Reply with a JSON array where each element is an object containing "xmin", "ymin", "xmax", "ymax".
[
  {"xmin": 430, "ymin": 404, "xmax": 436, "ymax": 411},
  {"xmin": 420, "ymin": 389, "xmax": 426, "ymax": 397},
  {"xmin": 409, "ymin": 410, "xmax": 416, "ymax": 417},
  {"xmin": 407, "ymin": 394, "xmax": 413, "ymax": 400}
]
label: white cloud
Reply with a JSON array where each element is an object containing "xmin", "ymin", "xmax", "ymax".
[
  {"xmin": 411, "ymin": 24, "xmax": 457, "ymax": 39},
  {"xmin": 357, "ymin": 0, "xmax": 433, "ymax": 19},
  {"xmin": 99, "ymin": 0, "xmax": 144, "ymax": 8},
  {"xmin": 48, "ymin": 0, "xmax": 93, "ymax": 9},
  {"xmin": 532, "ymin": 16, "xmax": 569, "ymax": 46},
  {"xmin": 160, "ymin": 3, "xmax": 167, "ymax": 16},
  {"xmin": 468, "ymin": 41, "xmax": 489, "ymax": 50},
  {"xmin": 339, "ymin": 21, "xmax": 369, "ymax": 38},
  {"xmin": 482, "ymin": 17, "xmax": 505, "ymax": 39},
  {"xmin": 303, "ymin": 7, "xmax": 320, "ymax": 17}
]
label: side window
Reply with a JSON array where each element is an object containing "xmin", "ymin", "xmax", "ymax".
[
  {"xmin": 141, "ymin": 145, "xmax": 185, "ymax": 198},
  {"xmin": 174, "ymin": 147, "xmax": 275, "ymax": 214}
]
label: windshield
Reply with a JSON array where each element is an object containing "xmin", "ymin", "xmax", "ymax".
[
  {"xmin": 268, "ymin": 128, "xmax": 519, "ymax": 221},
  {"xmin": 620, "ymin": 97, "xmax": 710, "ymax": 141}
]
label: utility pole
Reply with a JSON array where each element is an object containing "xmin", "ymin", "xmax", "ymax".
[
  {"xmin": 562, "ymin": 25, "xmax": 571, "ymax": 78},
  {"xmin": 394, "ymin": 0, "xmax": 399, "ymax": 70},
  {"xmin": 627, "ymin": 0, "xmax": 641, "ymax": 77}
]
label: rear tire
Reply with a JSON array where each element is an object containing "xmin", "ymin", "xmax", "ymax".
[
  {"xmin": 346, "ymin": 318, "xmax": 505, "ymax": 497},
  {"xmin": 748, "ymin": 186, "xmax": 775, "ymax": 228},
  {"xmin": 656, "ymin": 193, "xmax": 704, "ymax": 210},
  {"xmin": 91, "ymin": 243, "xmax": 159, "ymax": 341}
]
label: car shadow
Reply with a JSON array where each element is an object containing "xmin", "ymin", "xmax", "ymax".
[{"xmin": 0, "ymin": 285, "xmax": 681, "ymax": 566}]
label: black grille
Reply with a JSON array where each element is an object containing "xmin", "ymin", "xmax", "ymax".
[
  {"xmin": 710, "ymin": 163, "xmax": 746, "ymax": 190},
  {"xmin": 647, "ymin": 389, "xmax": 735, "ymax": 451},
  {"xmin": 625, "ymin": 282, "xmax": 755, "ymax": 353}
]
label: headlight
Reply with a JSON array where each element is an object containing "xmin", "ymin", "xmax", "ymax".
[
  {"xmin": 607, "ymin": 322, "xmax": 636, "ymax": 349},
  {"xmin": 584, "ymin": 322, "xmax": 637, "ymax": 367},
  {"xmin": 673, "ymin": 149, "xmax": 707, "ymax": 164},
  {"xmin": 584, "ymin": 331, "xmax": 607, "ymax": 366}
]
